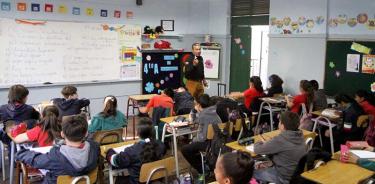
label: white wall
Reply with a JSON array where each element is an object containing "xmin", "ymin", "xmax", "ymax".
[{"xmin": 0, "ymin": 0, "xmax": 231, "ymax": 114}]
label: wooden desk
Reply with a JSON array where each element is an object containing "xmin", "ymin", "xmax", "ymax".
[
  {"xmin": 159, "ymin": 114, "xmax": 190, "ymax": 124},
  {"xmin": 100, "ymin": 140, "xmax": 138, "ymax": 158},
  {"xmin": 259, "ymin": 97, "xmax": 286, "ymax": 104},
  {"xmin": 126, "ymin": 94, "xmax": 156, "ymax": 139},
  {"xmin": 301, "ymin": 160, "xmax": 374, "ymax": 184},
  {"xmin": 226, "ymin": 130, "xmax": 316, "ymax": 155}
]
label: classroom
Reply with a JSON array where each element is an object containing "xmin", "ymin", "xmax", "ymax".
[{"xmin": 0, "ymin": 0, "xmax": 374, "ymax": 183}]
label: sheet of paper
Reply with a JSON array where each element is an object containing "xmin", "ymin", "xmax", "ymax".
[
  {"xmin": 350, "ymin": 150, "xmax": 375, "ymax": 159},
  {"xmin": 346, "ymin": 54, "xmax": 360, "ymax": 72},
  {"xmin": 246, "ymin": 144, "xmax": 254, "ymax": 152},
  {"xmin": 113, "ymin": 144, "xmax": 134, "ymax": 153},
  {"xmin": 30, "ymin": 146, "xmax": 53, "ymax": 154}
]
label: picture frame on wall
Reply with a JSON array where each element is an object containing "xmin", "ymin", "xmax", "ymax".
[{"xmin": 161, "ymin": 20, "xmax": 174, "ymax": 31}]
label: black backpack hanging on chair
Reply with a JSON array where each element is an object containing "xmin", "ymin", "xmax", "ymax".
[{"xmin": 206, "ymin": 122, "xmax": 233, "ymax": 171}]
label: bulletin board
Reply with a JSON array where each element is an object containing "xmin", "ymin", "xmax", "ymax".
[
  {"xmin": 142, "ymin": 51, "xmax": 186, "ymax": 94},
  {"xmin": 324, "ymin": 41, "xmax": 375, "ymax": 96}
]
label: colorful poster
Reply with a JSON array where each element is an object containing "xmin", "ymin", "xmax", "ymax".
[
  {"xmin": 126, "ymin": 11, "xmax": 134, "ymax": 19},
  {"xmin": 346, "ymin": 54, "xmax": 360, "ymax": 72},
  {"xmin": 72, "ymin": 7, "xmax": 80, "ymax": 15},
  {"xmin": 100, "ymin": 9, "xmax": 107, "ymax": 17},
  {"xmin": 1, "ymin": 2, "xmax": 11, "ymax": 11},
  {"xmin": 17, "ymin": 3, "xmax": 26, "ymax": 11},
  {"xmin": 86, "ymin": 8, "xmax": 94, "ymax": 16},
  {"xmin": 120, "ymin": 64, "xmax": 140, "ymax": 80},
  {"xmin": 31, "ymin": 3, "xmax": 40, "ymax": 12},
  {"xmin": 351, "ymin": 42, "xmax": 372, "ymax": 54},
  {"xmin": 362, "ymin": 55, "xmax": 375, "ymax": 74},
  {"xmin": 58, "ymin": 5, "xmax": 67, "ymax": 14},
  {"xmin": 45, "ymin": 4, "xmax": 53, "ymax": 13},
  {"xmin": 114, "ymin": 10, "xmax": 121, "ymax": 18},
  {"xmin": 117, "ymin": 25, "xmax": 142, "ymax": 64}
]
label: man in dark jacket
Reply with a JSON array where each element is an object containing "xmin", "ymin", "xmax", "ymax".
[
  {"xmin": 52, "ymin": 85, "xmax": 90, "ymax": 118},
  {"xmin": 254, "ymin": 111, "xmax": 306, "ymax": 184},
  {"xmin": 16, "ymin": 114, "xmax": 99, "ymax": 184}
]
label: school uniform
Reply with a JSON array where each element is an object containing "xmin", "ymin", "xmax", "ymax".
[
  {"xmin": 243, "ymin": 88, "xmax": 264, "ymax": 110},
  {"xmin": 313, "ymin": 89, "xmax": 328, "ymax": 111},
  {"xmin": 16, "ymin": 140, "xmax": 99, "ymax": 184},
  {"xmin": 52, "ymin": 98, "xmax": 90, "ymax": 118},
  {"xmin": 145, "ymin": 94, "xmax": 174, "ymax": 114},
  {"xmin": 290, "ymin": 94, "xmax": 307, "ymax": 114},
  {"xmin": 26, "ymin": 125, "xmax": 53, "ymax": 147},
  {"xmin": 0, "ymin": 102, "xmax": 39, "ymax": 125},
  {"xmin": 360, "ymin": 101, "xmax": 375, "ymax": 146},
  {"xmin": 173, "ymin": 91, "xmax": 194, "ymax": 115},
  {"xmin": 88, "ymin": 110, "xmax": 127, "ymax": 133},
  {"xmin": 107, "ymin": 140, "xmax": 166, "ymax": 184}
]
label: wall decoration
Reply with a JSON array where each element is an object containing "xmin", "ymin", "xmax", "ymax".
[
  {"xmin": 17, "ymin": 3, "xmax": 26, "ymax": 11},
  {"xmin": 45, "ymin": 4, "xmax": 53, "ymax": 13},
  {"xmin": 161, "ymin": 20, "xmax": 174, "ymax": 31},
  {"xmin": 362, "ymin": 55, "xmax": 375, "ymax": 74},
  {"xmin": 72, "ymin": 7, "xmax": 80, "ymax": 15},
  {"xmin": 86, "ymin": 8, "xmax": 94, "ymax": 16},
  {"xmin": 31, "ymin": 3, "xmax": 40, "ymax": 12},
  {"xmin": 114, "ymin": 10, "xmax": 121, "ymax": 18},
  {"xmin": 126, "ymin": 11, "xmax": 134, "ymax": 19},
  {"xmin": 1, "ymin": 2, "xmax": 11, "ymax": 11},
  {"xmin": 329, "ymin": 61, "xmax": 336, "ymax": 68},
  {"xmin": 270, "ymin": 16, "xmax": 325, "ymax": 34},
  {"xmin": 200, "ymin": 47, "xmax": 220, "ymax": 79},
  {"xmin": 100, "ymin": 9, "xmax": 107, "ymax": 17},
  {"xmin": 335, "ymin": 71, "xmax": 341, "ymax": 78},
  {"xmin": 351, "ymin": 42, "xmax": 372, "ymax": 54},
  {"xmin": 58, "ymin": 5, "xmax": 67, "ymax": 14},
  {"xmin": 346, "ymin": 54, "xmax": 360, "ymax": 72}
]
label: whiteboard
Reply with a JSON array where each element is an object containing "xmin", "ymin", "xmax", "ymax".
[
  {"xmin": 200, "ymin": 48, "xmax": 220, "ymax": 79},
  {"xmin": 0, "ymin": 18, "xmax": 142, "ymax": 86}
]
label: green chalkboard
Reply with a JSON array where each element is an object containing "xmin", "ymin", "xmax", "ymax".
[{"xmin": 325, "ymin": 41, "xmax": 375, "ymax": 96}]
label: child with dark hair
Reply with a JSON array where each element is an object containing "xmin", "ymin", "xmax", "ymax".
[
  {"xmin": 266, "ymin": 74, "xmax": 283, "ymax": 97},
  {"xmin": 9, "ymin": 105, "xmax": 61, "ymax": 147},
  {"xmin": 254, "ymin": 111, "xmax": 306, "ymax": 183},
  {"xmin": 105, "ymin": 117, "xmax": 166, "ymax": 184},
  {"xmin": 52, "ymin": 85, "xmax": 90, "ymax": 118},
  {"xmin": 0, "ymin": 84, "xmax": 40, "ymax": 125},
  {"xmin": 16, "ymin": 114, "xmax": 99, "ymax": 184},
  {"xmin": 88, "ymin": 95, "xmax": 127, "ymax": 133},
  {"xmin": 355, "ymin": 90, "xmax": 375, "ymax": 146},
  {"xmin": 309, "ymin": 80, "xmax": 328, "ymax": 111},
  {"xmin": 181, "ymin": 94, "xmax": 222, "ymax": 182},
  {"xmin": 173, "ymin": 87, "xmax": 195, "ymax": 115},
  {"xmin": 139, "ymin": 88, "xmax": 174, "ymax": 115},
  {"xmin": 214, "ymin": 151, "xmax": 256, "ymax": 184},
  {"xmin": 286, "ymin": 80, "xmax": 314, "ymax": 114}
]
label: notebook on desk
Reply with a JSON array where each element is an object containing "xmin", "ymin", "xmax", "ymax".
[{"xmin": 350, "ymin": 150, "xmax": 375, "ymax": 159}]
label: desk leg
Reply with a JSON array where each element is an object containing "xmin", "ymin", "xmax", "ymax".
[
  {"xmin": 328, "ymin": 121, "xmax": 334, "ymax": 155},
  {"xmin": 255, "ymin": 102, "xmax": 266, "ymax": 135},
  {"xmin": 9, "ymin": 141, "xmax": 15, "ymax": 184},
  {"xmin": 172, "ymin": 128, "xmax": 179, "ymax": 177},
  {"xmin": 126, "ymin": 98, "xmax": 131, "ymax": 140},
  {"xmin": 132, "ymin": 100, "xmax": 136, "ymax": 140}
]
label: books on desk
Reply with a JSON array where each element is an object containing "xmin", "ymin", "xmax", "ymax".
[
  {"xmin": 113, "ymin": 144, "xmax": 134, "ymax": 153},
  {"xmin": 350, "ymin": 150, "xmax": 375, "ymax": 159},
  {"xmin": 321, "ymin": 108, "xmax": 341, "ymax": 119}
]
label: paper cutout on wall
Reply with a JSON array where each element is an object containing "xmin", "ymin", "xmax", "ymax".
[
  {"xmin": 169, "ymin": 73, "xmax": 174, "ymax": 78},
  {"xmin": 31, "ymin": 3, "xmax": 40, "ymax": 12},
  {"xmin": 346, "ymin": 54, "xmax": 360, "ymax": 72},
  {"xmin": 160, "ymin": 80, "xmax": 164, "ymax": 84},
  {"xmin": 335, "ymin": 71, "xmax": 341, "ymax": 78},
  {"xmin": 241, "ymin": 50, "xmax": 245, "ymax": 55},
  {"xmin": 351, "ymin": 42, "xmax": 372, "ymax": 54},
  {"xmin": 357, "ymin": 13, "xmax": 368, "ymax": 24},
  {"xmin": 316, "ymin": 16, "xmax": 324, "ymax": 25},
  {"xmin": 1, "ymin": 2, "xmax": 11, "ymax": 11},
  {"xmin": 329, "ymin": 61, "xmax": 336, "ymax": 68},
  {"xmin": 146, "ymin": 55, "xmax": 151, "ymax": 61},
  {"xmin": 271, "ymin": 15, "xmax": 325, "ymax": 34},
  {"xmin": 164, "ymin": 55, "xmax": 175, "ymax": 60},
  {"xmin": 126, "ymin": 11, "xmax": 134, "ymax": 19},
  {"xmin": 86, "ymin": 8, "xmax": 94, "ymax": 16},
  {"xmin": 100, "ymin": 10, "xmax": 108, "ymax": 17},
  {"xmin": 366, "ymin": 19, "xmax": 375, "ymax": 30},
  {"xmin": 371, "ymin": 82, "xmax": 375, "ymax": 92},
  {"xmin": 114, "ymin": 10, "xmax": 121, "ymax": 18},
  {"xmin": 154, "ymin": 64, "xmax": 159, "ymax": 74},
  {"xmin": 362, "ymin": 55, "xmax": 375, "ymax": 74},
  {"xmin": 72, "ymin": 7, "xmax": 80, "ymax": 15},
  {"xmin": 347, "ymin": 18, "xmax": 357, "ymax": 27},
  {"xmin": 58, "ymin": 5, "xmax": 67, "ymax": 14},
  {"xmin": 17, "ymin": 3, "xmax": 26, "ymax": 11},
  {"xmin": 121, "ymin": 47, "xmax": 137, "ymax": 62},
  {"xmin": 145, "ymin": 82, "xmax": 155, "ymax": 93},
  {"xmin": 155, "ymin": 83, "xmax": 160, "ymax": 88},
  {"xmin": 45, "ymin": 4, "xmax": 53, "ymax": 13},
  {"xmin": 205, "ymin": 59, "xmax": 213, "ymax": 69},
  {"xmin": 234, "ymin": 38, "xmax": 241, "ymax": 44},
  {"xmin": 160, "ymin": 66, "xmax": 178, "ymax": 72}
]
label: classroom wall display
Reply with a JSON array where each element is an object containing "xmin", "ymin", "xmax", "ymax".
[
  {"xmin": 325, "ymin": 41, "xmax": 375, "ymax": 96},
  {"xmin": 328, "ymin": 0, "xmax": 375, "ymax": 35},
  {"xmin": 200, "ymin": 46, "xmax": 220, "ymax": 79},
  {"xmin": 0, "ymin": 18, "xmax": 142, "ymax": 86},
  {"xmin": 269, "ymin": 0, "xmax": 327, "ymax": 35},
  {"xmin": 142, "ymin": 51, "xmax": 184, "ymax": 94}
]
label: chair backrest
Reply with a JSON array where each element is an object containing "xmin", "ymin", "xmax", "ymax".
[
  {"xmin": 92, "ymin": 128, "xmax": 123, "ymax": 145},
  {"xmin": 57, "ymin": 167, "xmax": 98, "ymax": 184},
  {"xmin": 139, "ymin": 157, "xmax": 175, "ymax": 183},
  {"xmin": 207, "ymin": 122, "xmax": 233, "ymax": 140},
  {"xmin": 357, "ymin": 115, "xmax": 370, "ymax": 128},
  {"xmin": 305, "ymin": 137, "xmax": 314, "ymax": 151}
]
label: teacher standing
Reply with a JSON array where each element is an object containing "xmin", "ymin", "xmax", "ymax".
[{"xmin": 184, "ymin": 43, "xmax": 207, "ymax": 100}]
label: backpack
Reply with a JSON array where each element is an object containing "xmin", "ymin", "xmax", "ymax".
[
  {"xmin": 365, "ymin": 116, "xmax": 375, "ymax": 146},
  {"xmin": 299, "ymin": 103, "xmax": 314, "ymax": 131},
  {"xmin": 206, "ymin": 123, "xmax": 233, "ymax": 171}
]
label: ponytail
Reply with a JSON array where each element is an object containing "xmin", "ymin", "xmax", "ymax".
[
  {"xmin": 101, "ymin": 95, "xmax": 118, "ymax": 118},
  {"xmin": 250, "ymin": 76, "xmax": 264, "ymax": 93},
  {"xmin": 40, "ymin": 105, "xmax": 61, "ymax": 145}
]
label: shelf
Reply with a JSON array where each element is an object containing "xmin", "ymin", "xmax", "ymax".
[
  {"xmin": 142, "ymin": 34, "xmax": 184, "ymax": 39},
  {"xmin": 140, "ymin": 49, "xmax": 185, "ymax": 53}
]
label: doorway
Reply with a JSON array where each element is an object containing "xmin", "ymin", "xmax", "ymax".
[{"xmin": 250, "ymin": 25, "xmax": 269, "ymax": 88}]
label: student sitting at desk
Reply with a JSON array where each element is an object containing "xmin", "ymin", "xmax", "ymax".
[
  {"xmin": 88, "ymin": 95, "xmax": 127, "ymax": 134},
  {"xmin": 343, "ymin": 145, "xmax": 375, "ymax": 171},
  {"xmin": 254, "ymin": 111, "xmax": 306, "ymax": 184},
  {"xmin": 139, "ymin": 88, "xmax": 174, "ymax": 115},
  {"xmin": 16, "ymin": 114, "xmax": 99, "ymax": 184},
  {"xmin": 229, "ymin": 76, "xmax": 264, "ymax": 113},
  {"xmin": 52, "ymin": 85, "xmax": 90, "ymax": 118},
  {"xmin": 181, "ymin": 94, "xmax": 222, "ymax": 182},
  {"xmin": 310, "ymin": 80, "xmax": 327, "ymax": 111},
  {"xmin": 286, "ymin": 80, "xmax": 314, "ymax": 114},
  {"xmin": 173, "ymin": 87, "xmax": 194, "ymax": 115},
  {"xmin": 9, "ymin": 105, "xmax": 61, "ymax": 147},
  {"xmin": 355, "ymin": 90, "xmax": 375, "ymax": 146},
  {"xmin": 105, "ymin": 118, "xmax": 166, "ymax": 184},
  {"xmin": 266, "ymin": 74, "xmax": 283, "ymax": 97},
  {"xmin": 214, "ymin": 151, "xmax": 256, "ymax": 184}
]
